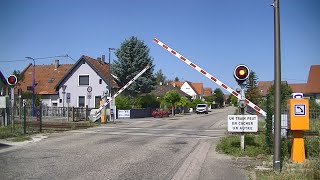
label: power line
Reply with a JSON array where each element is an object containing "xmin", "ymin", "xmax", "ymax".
[{"xmin": 0, "ymin": 55, "xmax": 69, "ymax": 62}]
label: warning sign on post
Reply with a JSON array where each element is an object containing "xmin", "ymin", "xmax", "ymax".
[{"xmin": 228, "ymin": 115, "xmax": 258, "ymax": 132}]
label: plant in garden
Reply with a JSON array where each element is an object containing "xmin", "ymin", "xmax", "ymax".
[{"xmin": 163, "ymin": 90, "xmax": 181, "ymax": 116}]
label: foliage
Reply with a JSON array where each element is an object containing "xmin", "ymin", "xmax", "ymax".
[
  {"xmin": 204, "ymin": 95, "xmax": 215, "ymax": 104},
  {"xmin": 163, "ymin": 90, "xmax": 181, "ymax": 115},
  {"xmin": 245, "ymin": 71, "xmax": 258, "ymax": 89},
  {"xmin": 140, "ymin": 94, "xmax": 160, "ymax": 108},
  {"xmin": 152, "ymin": 109, "xmax": 169, "ymax": 118},
  {"xmin": 113, "ymin": 36, "xmax": 156, "ymax": 96},
  {"xmin": 265, "ymin": 92, "xmax": 273, "ymax": 154},
  {"xmin": 13, "ymin": 70, "xmax": 25, "ymax": 82},
  {"xmin": 245, "ymin": 71, "xmax": 262, "ymax": 106},
  {"xmin": 216, "ymin": 134, "xmax": 269, "ymax": 157},
  {"xmin": 115, "ymin": 95, "xmax": 131, "ymax": 109},
  {"xmin": 309, "ymin": 96, "xmax": 320, "ymax": 110},
  {"xmin": 154, "ymin": 69, "xmax": 166, "ymax": 85},
  {"xmin": 176, "ymin": 96, "xmax": 190, "ymax": 113},
  {"xmin": 21, "ymin": 91, "xmax": 42, "ymax": 107},
  {"xmin": 174, "ymin": 77, "xmax": 180, "ymax": 82},
  {"xmin": 191, "ymin": 98, "xmax": 204, "ymax": 108},
  {"xmin": 213, "ymin": 88, "xmax": 224, "ymax": 107},
  {"xmin": 264, "ymin": 83, "xmax": 292, "ymax": 153},
  {"xmin": 256, "ymin": 158, "xmax": 320, "ymax": 180},
  {"xmin": 229, "ymin": 95, "xmax": 238, "ymax": 106}
]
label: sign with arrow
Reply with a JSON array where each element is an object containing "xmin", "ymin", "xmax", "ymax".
[{"xmin": 294, "ymin": 104, "xmax": 305, "ymax": 116}]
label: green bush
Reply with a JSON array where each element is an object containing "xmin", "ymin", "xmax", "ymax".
[{"xmin": 216, "ymin": 134, "xmax": 269, "ymax": 157}]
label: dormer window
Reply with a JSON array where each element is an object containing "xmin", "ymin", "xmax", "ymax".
[{"xmin": 79, "ymin": 75, "xmax": 89, "ymax": 86}]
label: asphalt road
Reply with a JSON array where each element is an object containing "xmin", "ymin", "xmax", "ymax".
[{"xmin": 0, "ymin": 106, "xmax": 248, "ymax": 180}]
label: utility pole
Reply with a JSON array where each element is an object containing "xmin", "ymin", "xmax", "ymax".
[{"xmin": 273, "ymin": 0, "xmax": 282, "ymax": 172}]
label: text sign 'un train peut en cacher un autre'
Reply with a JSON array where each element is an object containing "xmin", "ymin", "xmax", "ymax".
[{"xmin": 227, "ymin": 115, "xmax": 258, "ymax": 132}]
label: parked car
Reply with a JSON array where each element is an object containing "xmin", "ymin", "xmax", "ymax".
[{"xmin": 196, "ymin": 104, "xmax": 208, "ymax": 114}]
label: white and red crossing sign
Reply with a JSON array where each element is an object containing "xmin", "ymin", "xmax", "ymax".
[{"xmin": 153, "ymin": 38, "xmax": 266, "ymax": 117}]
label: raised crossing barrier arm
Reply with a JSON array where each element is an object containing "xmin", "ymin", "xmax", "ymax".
[{"xmin": 153, "ymin": 38, "xmax": 266, "ymax": 117}]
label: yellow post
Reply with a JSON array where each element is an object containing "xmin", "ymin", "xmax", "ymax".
[
  {"xmin": 288, "ymin": 98, "xmax": 309, "ymax": 163},
  {"xmin": 100, "ymin": 100, "xmax": 106, "ymax": 123},
  {"xmin": 291, "ymin": 130, "xmax": 305, "ymax": 162}
]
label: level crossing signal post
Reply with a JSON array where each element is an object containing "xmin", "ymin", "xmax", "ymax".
[{"xmin": 233, "ymin": 65, "xmax": 250, "ymax": 150}]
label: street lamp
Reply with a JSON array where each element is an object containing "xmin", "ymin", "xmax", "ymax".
[
  {"xmin": 26, "ymin": 57, "xmax": 35, "ymax": 117},
  {"xmin": 62, "ymin": 85, "xmax": 67, "ymax": 116},
  {"xmin": 108, "ymin": 48, "xmax": 116, "ymax": 121}
]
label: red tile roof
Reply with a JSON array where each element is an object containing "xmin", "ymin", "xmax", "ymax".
[
  {"xmin": 16, "ymin": 63, "xmax": 72, "ymax": 95},
  {"xmin": 204, "ymin": 87, "xmax": 212, "ymax": 97},
  {"xmin": 258, "ymin": 65, "xmax": 320, "ymax": 96},
  {"xmin": 289, "ymin": 84, "xmax": 307, "ymax": 93},
  {"xmin": 257, "ymin": 81, "xmax": 273, "ymax": 97},
  {"xmin": 170, "ymin": 81, "xmax": 184, "ymax": 87},
  {"xmin": 306, "ymin": 65, "xmax": 320, "ymax": 93},
  {"xmin": 189, "ymin": 82, "xmax": 203, "ymax": 95}
]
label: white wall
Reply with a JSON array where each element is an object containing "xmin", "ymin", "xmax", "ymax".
[
  {"xmin": 57, "ymin": 62, "xmax": 108, "ymax": 108},
  {"xmin": 180, "ymin": 82, "xmax": 197, "ymax": 99}
]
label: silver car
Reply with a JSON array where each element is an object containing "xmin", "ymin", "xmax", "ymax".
[{"xmin": 196, "ymin": 104, "xmax": 208, "ymax": 114}]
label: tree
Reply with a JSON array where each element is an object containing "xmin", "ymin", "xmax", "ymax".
[
  {"xmin": 246, "ymin": 71, "xmax": 258, "ymax": 89},
  {"xmin": 155, "ymin": 69, "xmax": 166, "ymax": 85},
  {"xmin": 113, "ymin": 36, "xmax": 156, "ymax": 96},
  {"xmin": 176, "ymin": 96, "xmax": 190, "ymax": 113},
  {"xmin": 214, "ymin": 88, "xmax": 224, "ymax": 107},
  {"xmin": 174, "ymin": 77, "xmax": 180, "ymax": 82},
  {"xmin": 140, "ymin": 94, "xmax": 160, "ymax": 108},
  {"xmin": 230, "ymin": 95, "xmax": 238, "ymax": 106},
  {"xmin": 163, "ymin": 90, "xmax": 181, "ymax": 115},
  {"xmin": 115, "ymin": 96, "xmax": 131, "ymax": 110},
  {"xmin": 12, "ymin": 70, "xmax": 24, "ymax": 82},
  {"xmin": 245, "ymin": 71, "xmax": 262, "ymax": 106}
]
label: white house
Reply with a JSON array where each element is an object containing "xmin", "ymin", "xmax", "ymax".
[{"xmin": 16, "ymin": 55, "xmax": 119, "ymax": 108}]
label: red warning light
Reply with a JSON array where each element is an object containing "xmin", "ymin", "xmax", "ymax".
[
  {"xmin": 233, "ymin": 65, "xmax": 250, "ymax": 85},
  {"xmin": 7, "ymin": 75, "xmax": 18, "ymax": 86}
]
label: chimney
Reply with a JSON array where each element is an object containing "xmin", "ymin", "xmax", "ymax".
[
  {"xmin": 102, "ymin": 55, "xmax": 105, "ymax": 63},
  {"xmin": 54, "ymin": 59, "xmax": 59, "ymax": 69},
  {"xmin": 97, "ymin": 57, "xmax": 102, "ymax": 63}
]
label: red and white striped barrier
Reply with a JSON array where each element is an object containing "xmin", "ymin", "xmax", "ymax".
[
  {"xmin": 92, "ymin": 65, "xmax": 150, "ymax": 118},
  {"xmin": 153, "ymin": 38, "xmax": 266, "ymax": 117}
]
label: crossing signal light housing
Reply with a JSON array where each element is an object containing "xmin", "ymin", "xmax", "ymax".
[
  {"xmin": 233, "ymin": 64, "xmax": 250, "ymax": 85},
  {"xmin": 7, "ymin": 75, "xmax": 18, "ymax": 86}
]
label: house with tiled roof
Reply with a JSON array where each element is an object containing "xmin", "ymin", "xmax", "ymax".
[
  {"xmin": 0, "ymin": 71, "xmax": 7, "ymax": 96},
  {"xmin": 150, "ymin": 85, "xmax": 191, "ymax": 98},
  {"xmin": 257, "ymin": 65, "xmax": 320, "ymax": 104},
  {"xmin": 16, "ymin": 55, "xmax": 119, "ymax": 108},
  {"xmin": 171, "ymin": 81, "xmax": 204, "ymax": 100},
  {"xmin": 203, "ymin": 87, "xmax": 212, "ymax": 97},
  {"xmin": 54, "ymin": 55, "xmax": 119, "ymax": 108},
  {"xmin": 16, "ymin": 60, "xmax": 73, "ymax": 106}
]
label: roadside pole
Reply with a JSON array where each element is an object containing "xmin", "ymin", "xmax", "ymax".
[
  {"xmin": 23, "ymin": 101, "xmax": 26, "ymax": 134},
  {"xmin": 240, "ymin": 86, "xmax": 245, "ymax": 150}
]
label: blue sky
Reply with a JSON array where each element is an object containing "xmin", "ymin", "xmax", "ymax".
[{"xmin": 0, "ymin": 0, "xmax": 319, "ymax": 93}]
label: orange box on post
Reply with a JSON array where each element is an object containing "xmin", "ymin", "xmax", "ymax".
[{"xmin": 288, "ymin": 99, "xmax": 309, "ymax": 130}]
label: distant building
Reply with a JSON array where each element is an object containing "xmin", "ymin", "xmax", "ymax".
[
  {"xmin": 16, "ymin": 55, "xmax": 119, "ymax": 108},
  {"xmin": 257, "ymin": 65, "xmax": 320, "ymax": 104}
]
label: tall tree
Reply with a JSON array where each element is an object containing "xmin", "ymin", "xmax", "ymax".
[
  {"xmin": 113, "ymin": 36, "xmax": 156, "ymax": 96},
  {"xmin": 213, "ymin": 88, "xmax": 224, "ymax": 107},
  {"xmin": 245, "ymin": 71, "xmax": 262, "ymax": 106},
  {"xmin": 155, "ymin": 69, "xmax": 166, "ymax": 85}
]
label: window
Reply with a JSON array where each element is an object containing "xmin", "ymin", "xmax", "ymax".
[
  {"xmin": 78, "ymin": 96, "xmax": 85, "ymax": 107},
  {"xmin": 59, "ymin": 99, "xmax": 62, "ymax": 103},
  {"xmin": 99, "ymin": 79, "xmax": 102, "ymax": 84},
  {"xmin": 79, "ymin": 75, "xmax": 89, "ymax": 86},
  {"xmin": 95, "ymin": 96, "xmax": 102, "ymax": 108}
]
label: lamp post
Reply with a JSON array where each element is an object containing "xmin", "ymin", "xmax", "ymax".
[
  {"xmin": 108, "ymin": 48, "xmax": 115, "ymax": 121},
  {"xmin": 26, "ymin": 57, "xmax": 35, "ymax": 117},
  {"xmin": 62, "ymin": 85, "xmax": 67, "ymax": 116}
]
